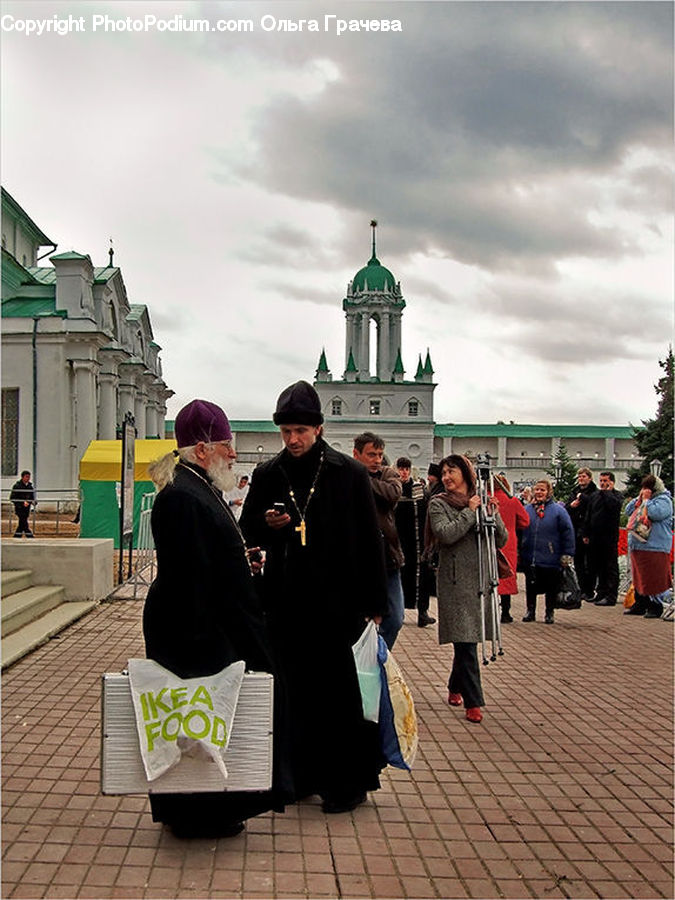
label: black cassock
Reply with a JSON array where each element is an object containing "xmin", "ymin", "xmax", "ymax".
[
  {"xmin": 240, "ymin": 439, "xmax": 389, "ymax": 803},
  {"xmin": 143, "ymin": 461, "xmax": 291, "ymax": 830}
]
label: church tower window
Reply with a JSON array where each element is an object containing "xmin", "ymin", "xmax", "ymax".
[
  {"xmin": 331, "ymin": 398, "xmax": 343, "ymax": 416},
  {"xmin": 408, "ymin": 399, "xmax": 419, "ymax": 417},
  {"xmin": 369, "ymin": 399, "xmax": 381, "ymax": 416}
]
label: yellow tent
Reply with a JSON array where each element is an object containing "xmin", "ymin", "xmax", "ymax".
[{"xmin": 79, "ymin": 439, "xmax": 176, "ymax": 547}]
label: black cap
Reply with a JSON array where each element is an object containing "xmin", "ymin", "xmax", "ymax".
[
  {"xmin": 428, "ymin": 463, "xmax": 441, "ymax": 478},
  {"xmin": 273, "ymin": 380, "xmax": 324, "ymax": 426}
]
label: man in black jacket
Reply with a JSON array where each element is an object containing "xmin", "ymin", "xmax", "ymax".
[
  {"xmin": 581, "ymin": 471, "xmax": 623, "ymax": 606},
  {"xmin": 565, "ymin": 467, "xmax": 598, "ymax": 599},
  {"xmin": 240, "ymin": 381, "xmax": 388, "ymax": 815},
  {"xmin": 395, "ymin": 457, "xmax": 436, "ymax": 628},
  {"xmin": 10, "ymin": 471, "xmax": 35, "ymax": 537}
]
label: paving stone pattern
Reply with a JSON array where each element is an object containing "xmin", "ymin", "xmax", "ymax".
[{"xmin": 2, "ymin": 585, "xmax": 673, "ymax": 899}]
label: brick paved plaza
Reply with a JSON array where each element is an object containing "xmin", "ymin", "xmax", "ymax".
[{"xmin": 2, "ymin": 585, "xmax": 673, "ymax": 899}]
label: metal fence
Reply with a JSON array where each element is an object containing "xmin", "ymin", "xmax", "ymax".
[{"xmin": 3, "ymin": 491, "xmax": 80, "ymax": 536}]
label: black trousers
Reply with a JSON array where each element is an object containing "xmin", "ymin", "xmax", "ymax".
[
  {"xmin": 587, "ymin": 541, "xmax": 619, "ymax": 602},
  {"xmin": 14, "ymin": 504, "xmax": 31, "ymax": 534},
  {"xmin": 401, "ymin": 559, "xmax": 432, "ymax": 616},
  {"xmin": 574, "ymin": 538, "xmax": 594, "ymax": 596},
  {"xmin": 526, "ymin": 566, "xmax": 560, "ymax": 616},
  {"xmin": 447, "ymin": 642, "xmax": 484, "ymax": 709}
]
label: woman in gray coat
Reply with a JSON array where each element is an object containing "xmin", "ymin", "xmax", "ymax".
[{"xmin": 427, "ymin": 455, "xmax": 508, "ymax": 724}]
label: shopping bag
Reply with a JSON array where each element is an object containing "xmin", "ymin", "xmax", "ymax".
[
  {"xmin": 623, "ymin": 584, "xmax": 636, "ymax": 609},
  {"xmin": 627, "ymin": 502, "xmax": 652, "ymax": 543},
  {"xmin": 554, "ymin": 562, "xmax": 582, "ymax": 610},
  {"xmin": 352, "ymin": 621, "xmax": 381, "ymax": 723},
  {"xmin": 377, "ymin": 636, "xmax": 418, "ymax": 770}
]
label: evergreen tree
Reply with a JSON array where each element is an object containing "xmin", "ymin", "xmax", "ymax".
[
  {"xmin": 625, "ymin": 349, "xmax": 674, "ymax": 498},
  {"xmin": 546, "ymin": 441, "xmax": 578, "ymax": 501}
]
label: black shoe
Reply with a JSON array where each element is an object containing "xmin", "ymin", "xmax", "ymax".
[
  {"xmin": 501, "ymin": 612, "xmax": 513, "ymax": 623},
  {"xmin": 25, "ymin": 532, "xmax": 34, "ymax": 538},
  {"xmin": 13, "ymin": 532, "xmax": 22, "ymax": 538},
  {"xmin": 624, "ymin": 606, "xmax": 645, "ymax": 616},
  {"xmin": 417, "ymin": 614, "xmax": 436, "ymax": 627},
  {"xmin": 321, "ymin": 791, "xmax": 367, "ymax": 814},
  {"xmin": 595, "ymin": 598, "xmax": 617, "ymax": 607},
  {"xmin": 170, "ymin": 820, "xmax": 244, "ymax": 839},
  {"xmin": 644, "ymin": 607, "xmax": 663, "ymax": 619},
  {"xmin": 582, "ymin": 594, "xmax": 596, "ymax": 603},
  {"xmin": 522, "ymin": 612, "xmax": 535, "ymax": 622},
  {"xmin": 544, "ymin": 613, "xmax": 554, "ymax": 624}
]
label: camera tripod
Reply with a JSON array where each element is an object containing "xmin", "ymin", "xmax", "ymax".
[{"xmin": 474, "ymin": 454, "xmax": 504, "ymax": 665}]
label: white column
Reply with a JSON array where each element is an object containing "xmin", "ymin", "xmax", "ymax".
[
  {"xmin": 134, "ymin": 383, "xmax": 148, "ymax": 440},
  {"xmin": 498, "ymin": 436, "xmax": 507, "ymax": 468},
  {"xmin": 98, "ymin": 372, "xmax": 118, "ymax": 440},
  {"xmin": 360, "ymin": 312, "xmax": 370, "ymax": 379},
  {"xmin": 378, "ymin": 312, "xmax": 390, "ymax": 380},
  {"xmin": 71, "ymin": 359, "xmax": 100, "ymax": 465},
  {"xmin": 605, "ymin": 438, "xmax": 615, "ymax": 468}
]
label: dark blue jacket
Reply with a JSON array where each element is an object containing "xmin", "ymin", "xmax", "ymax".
[{"xmin": 520, "ymin": 500, "xmax": 576, "ymax": 569}]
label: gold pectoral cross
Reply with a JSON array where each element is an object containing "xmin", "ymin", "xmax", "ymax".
[{"xmin": 295, "ymin": 520, "xmax": 307, "ymax": 546}]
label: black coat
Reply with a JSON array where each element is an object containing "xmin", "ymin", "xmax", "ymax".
[
  {"xmin": 581, "ymin": 488, "xmax": 623, "ymax": 546},
  {"xmin": 240, "ymin": 439, "xmax": 388, "ymax": 800},
  {"xmin": 565, "ymin": 481, "xmax": 598, "ymax": 534},
  {"xmin": 395, "ymin": 479, "xmax": 428, "ymax": 608},
  {"xmin": 143, "ymin": 461, "xmax": 291, "ymax": 828},
  {"xmin": 10, "ymin": 479, "xmax": 35, "ymax": 512}
]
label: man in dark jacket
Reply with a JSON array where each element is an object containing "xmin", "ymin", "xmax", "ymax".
[
  {"xmin": 240, "ymin": 381, "xmax": 388, "ymax": 815},
  {"xmin": 395, "ymin": 457, "xmax": 436, "ymax": 628},
  {"xmin": 581, "ymin": 471, "xmax": 623, "ymax": 606},
  {"xmin": 10, "ymin": 471, "xmax": 35, "ymax": 537},
  {"xmin": 143, "ymin": 399, "xmax": 290, "ymax": 838},
  {"xmin": 565, "ymin": 467, "xmax": 598, "ymax": 599},
  {"xmin": 353, "ymin": 432, "xmax": 405, "ymax": 649}
]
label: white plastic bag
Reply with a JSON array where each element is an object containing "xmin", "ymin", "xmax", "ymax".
[{"xmin": 352, "ymin": 620, "xmax": 381, "ymax": 723}]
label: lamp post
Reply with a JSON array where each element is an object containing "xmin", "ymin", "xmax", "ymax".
[{"xmin": 650, "ymin": 459, "xmax": 662, "ymax": 478}]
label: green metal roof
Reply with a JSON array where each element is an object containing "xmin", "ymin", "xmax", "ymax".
[
  {"xmin": 352, "ymin": 256, "xmax": 397, "ymax": 292},
  {"xmin": 2, "ymin": 298, "xmax": 66, "ymax": 318},
  {"xmin": 25, "ymin": 266, "xmax": 119, "ymax": 285},
  {"xmin": 433, "ymin": 424, "xmax": 637, "ymax": 438}
]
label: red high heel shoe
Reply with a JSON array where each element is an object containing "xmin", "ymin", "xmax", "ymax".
[
  {"xmin": 447, "ymin": 692, "xmax": 462, "ymax": 707},
  {"xmin": 465, "ymin": 707, "xmax": 483, "ymax": 723}
]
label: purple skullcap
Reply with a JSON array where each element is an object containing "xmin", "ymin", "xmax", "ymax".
[{"xmin": 174, "ymin": 399, "xmax": 232, "ymax": 447}]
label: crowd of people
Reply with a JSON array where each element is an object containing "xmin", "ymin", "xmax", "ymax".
[{"xmin": 120, "ymin": 383, "xmax": 674, "ymax": 839}]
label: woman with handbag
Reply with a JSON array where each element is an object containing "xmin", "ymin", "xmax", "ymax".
[
  {"xmin": 625, "ymin": 475, "xmax": 674, "ymax": 618},
  {"xmin": 427, "ymin": 455, "xmax": 508, "ymax": 724},
  {"xmin": 519, "ymin": 480, "xmax": 576, "ymax": 624}
]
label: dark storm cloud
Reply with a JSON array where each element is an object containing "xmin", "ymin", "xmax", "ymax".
[{"xmin": 217, "ymin": 1, "xmax": 672, "ymax": 273}]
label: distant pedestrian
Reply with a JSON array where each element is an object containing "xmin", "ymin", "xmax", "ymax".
[
  {"xmin": 395, "ymin": 457, "xmax": 436, "ymax": 628},
  {"xmin": 581, "ymin": 472, "xmax": 623, "ymax": 606},
  {"xmin": 521, "ymin": 480, "xmax": 576, "ymax": 624},
  {"xmin": 225, "ymin": 474, "xmax": 250, "ymax": 521},
  {"xmin": 427, "ymin": 454, "xmax": 508, "ymax": 724},
  {"xmin": 625, "ymin": 474, "xmax": 674, "ymax": 618},
  {"xmin": 426, "ymin": 463, "xmax": 444, "ymax": 498},
  {"xmin": 490, "ymin": 474, "xmax": 529, "ymax": 623},
  {"xmin": 565, "ymin": 467, "xmax": 598, "ymax": 599},
  {"xmin": 10, "ymin": 470, "xmax": 35, "ymax": 537}
]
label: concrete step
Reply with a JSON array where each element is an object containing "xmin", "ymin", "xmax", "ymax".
[
  {"xmin": 1, "ymin": 569, "xmax": 33, "ymax": 597},
  {"xmin": 1, "ymin": 600, "xmax": 99, "ymax": 670},
  {"xmin": 2, "ymin": 585, "xmax": 66, "ymax": 637}
]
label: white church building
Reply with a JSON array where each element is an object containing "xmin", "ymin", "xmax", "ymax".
[{"xmin": 1, "ymin": 188, "xmax": 173, "ymax": 494}]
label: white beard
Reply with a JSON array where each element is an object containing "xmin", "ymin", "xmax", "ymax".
[{"xmin": 208, "ymin": 456, "xmax": 237, "ymax": 494}]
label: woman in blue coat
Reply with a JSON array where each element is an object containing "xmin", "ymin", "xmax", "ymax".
[
  {"xmin": 625, "ymin": 475, "xmax": 674, "ymax": 618},
  {"xmin": 520, "ymin": 480, "xmax": 576, "ymax": 624}
]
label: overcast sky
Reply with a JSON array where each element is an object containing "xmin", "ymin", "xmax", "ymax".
[{"xmin": 2, "ymin": 0, "xmax": 672, "ymax": 426}]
